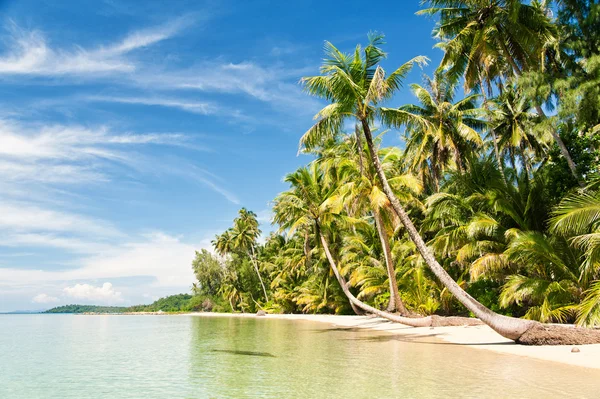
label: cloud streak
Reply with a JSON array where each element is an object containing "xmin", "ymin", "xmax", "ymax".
[
  {"xmin": 0, "ymin": 18, "xmax": 190, "ymax": 76},
  {"xmin": 87, "ymin": 95, "xmax": 219, "ymax": 115}
]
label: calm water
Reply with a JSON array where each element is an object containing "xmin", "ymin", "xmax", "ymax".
[{"xmin": 1, "ymin": 315, "xmax": 599, "ymax": 398}]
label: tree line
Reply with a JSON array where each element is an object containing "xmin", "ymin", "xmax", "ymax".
[{"xmin": 191, "ymin": 0, "xmax": 600, "ymax": 345}]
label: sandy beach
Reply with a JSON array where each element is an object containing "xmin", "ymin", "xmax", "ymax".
[{"xmin": 185, "ymin": 312, "xmax": 600, "ymax": 370}]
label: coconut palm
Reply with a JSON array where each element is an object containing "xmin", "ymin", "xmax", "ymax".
[
  {"xmin": 419, "ymin": 0, "xmax": 580, "ymax": 181},
  {"xmin": 300, "ymin": 34, "xmax": 600, "ymax": 344},
  {"xmin": 550, "ymin": 188, "xmax": 600, "ymax": 285},
  {"xmin": 318, "ymin": 135, "xmax": 422, "ymax": 313},
  {"xmin": 489, "ymin": 85, "xmax": 551, "ymax": 177},
  {"xmin": 399, "ymin": 72, "xmax": 485, "ymax": 192},
  {"xmin": 274, "ymin": 161, "xmax": 481, "ymax": 327},
  {"xmin": 230, "ymin": 208, "xmax": 270, "ymax": 302}
]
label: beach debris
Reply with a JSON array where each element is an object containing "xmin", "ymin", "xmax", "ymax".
[
  {"xmin": 571, "ymin": 347, "xmax": 580, "ymax": 353},
  {"xmin": 256, "ymin": 310, "xmax": 266, "ymax": 316}
]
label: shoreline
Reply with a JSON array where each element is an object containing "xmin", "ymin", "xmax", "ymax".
[{"xmin": 183, "ymin": 312, "xmax": 600, "ymax": 370}]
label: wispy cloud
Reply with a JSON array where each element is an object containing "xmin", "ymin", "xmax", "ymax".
[
  {"xmin": 0, "ymin": 118, "xmax": 199, "ymax": 186},
  {"xmin": 133, "ymin": 62, "xmax": 321, "ymax": 115},
  {"xmin": 0, "ymin": 202, "xmax": 121, "ymax": 237},
  {"xmin": 0, "ymin": 17, "xmax": 190, "ymax": 76},
  {"xmin": 0, "ymin": 231, "xmax": 202, "ymax": 289},
  {"xmin": 86, "ymin": 95, "xmax": 219, "ymax": 115}
]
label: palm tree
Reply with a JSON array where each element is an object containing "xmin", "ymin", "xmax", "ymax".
[
  {"xmin": 489, "ymin": 85, "xmax": 550, "ymax": 178},
  {"xmin": 419, "ymin": 0, "xmax": 580, "ymax": 181},
  {"xmin": 318, "ymin": 135, "xmax": 420, "ymax": 313},
  {"xmin": 300, "ymin": 34, "xmax": 600, "ymax": 344},
  {"xmin": 212, "ymin": 210, "xmax": 269, "ymax": 303},
  {"xmin": 274, "ymin": 162, "xmax": 480, "ymax": 327},
  {"xmin": 399, "ymin": 72, "xmax": 485, "ymax": 192},
  {"xmin": 551, "ymin": 188, "xmax": 600, "ymax": 285},
  {"xmin": 230, "ymin": 208, "xmax": 270, "ymax": 302}
]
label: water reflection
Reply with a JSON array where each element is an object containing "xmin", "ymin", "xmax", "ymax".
[{"xmin": 187, "ymin": 316, "xmax": 600, "ymax": 399}]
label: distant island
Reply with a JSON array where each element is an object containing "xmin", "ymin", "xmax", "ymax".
[
  {"xmin": 44, "ymin": 294, "xmax": 204, "ymax": 314},
  {"xmin": 45, "ymin": 305, "xmax": 128, "ymax": 314}
]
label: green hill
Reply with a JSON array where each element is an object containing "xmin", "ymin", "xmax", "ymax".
[{"xmin": 44, "ymin": 305, "xmax": 127, "ymax": 314}]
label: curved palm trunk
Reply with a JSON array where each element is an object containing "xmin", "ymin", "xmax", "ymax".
[
  {"xmin": 373, "ymin": 209, "xmax": 409, "ymax": 314},
  {"xmin": 319, "ymin": 232, "xmax": 480, "ymax": 327},
  {"xmin": 362, "ymin": 119, "xmax": 600, "ymax": 344},
  {"xmin": 249, "ymin": 247, "xmax": 269, "ymax": 302},
  {"xmin": 361, "ymin": 119, "xmax": 534, "ymax": 339}
]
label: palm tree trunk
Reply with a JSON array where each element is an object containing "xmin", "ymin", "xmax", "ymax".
[
  {"xmin": 490, "ymin": 128, "xmax": 507, "ymax": 183},
  {"xmin": 319, "ymin": 232, "xmax": 480, "ymax": 327},
  {"xmin": 249, "ymin": 247, "xmax": 269, "ymax": 302},
  {"xmin": 478, "ymin": 79, "xmax": 507, "ymax": 184},
  {"xmin": 362, "ymin": 118, "xmax": 600, "ymax": 344},
  {"xmin": 373, "ymin": 209, "xmax": 409, "ymax": 315},
  {"xmin": 360, "ymin": 119, "xmax": 535, "ymax": 338},
  {"xmin": 534, "ymin": 105, "xmax": 581, "ymax": 185}
]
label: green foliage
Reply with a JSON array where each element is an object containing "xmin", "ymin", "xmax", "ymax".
[
  {"xmin": 179, "ymin": 4, "xmax": 600, "ymax": 326},
  {"xmin": 44, "ymin": 305, "xmax": 127, "ymax": 314},
  {"xmin": 192, "ymin": 249, "xmax": 224, "ymax": 296}
]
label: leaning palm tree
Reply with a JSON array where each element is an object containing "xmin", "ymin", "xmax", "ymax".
[
  {"xmin": 318, "ymin": 135, "xmax": 419, "ymax": 314},
  {"xmin": 419, "ymin": 0, "xmax": 580, "ymax": 181},
  {"xmin": 274, "ymin": 163, "xmax": 480, "ymax": 327},
  {"xmin": 300, "ymin": 34, "xmax": 600, "ymax": 344}
]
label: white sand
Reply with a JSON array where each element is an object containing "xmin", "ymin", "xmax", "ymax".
[{"xmin": 186, "ymin": 312, "xmax": 600, "ymax": 370}]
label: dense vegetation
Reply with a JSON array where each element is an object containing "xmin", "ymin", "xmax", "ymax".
[
  {"xmin": 44, "ymin": 305, "xmax": 128, "ymax": 314},
  {"xmin": 44, "ymin": 294, "xmax": 227, "ymax": 314},
  {"xmin": 189, "ymin": 1, "xmax": 600, "ymax": 343},
  {"xmin": 126, "ymin": 294, "xmax": 229, "ymax": 313}
]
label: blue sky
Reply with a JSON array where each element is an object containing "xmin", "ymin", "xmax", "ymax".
[{"xmin": 0, "ymin": 0, "xmax": 442, "ymax": 311}]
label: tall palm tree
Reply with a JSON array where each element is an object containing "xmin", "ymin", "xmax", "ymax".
[
  {"xmin": 274, "ymin": 162, "xmax": 480, "ymax": 326},
  {"xmin": 230, "ymin": 208, "xmax": 270, "ymax": 302},
  {"xmin": 213, "ymin": 210, "xmax": 269, "ymax": 303},
  {"xmin": 419, "ymin": 0, "xmax": 580, "ymax": 181},
  {"xmin": 489, "ymin": 84, "xmax": 550, "ymax": 177},
  {"xmin": 300, "ymin": 34, "xmax": 600, "ymax": 344},
  {"xmin": 399, "ymin": 72, "xmax": 485, "ymax": 192},
  {"xmin": 319, "ymin": 135, "xmax": 424, "ymax": 313}
]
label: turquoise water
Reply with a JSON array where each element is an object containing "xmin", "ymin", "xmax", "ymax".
[{"xmin": 1, "ymin": 315, "xmax": 599, "ymax": 398}]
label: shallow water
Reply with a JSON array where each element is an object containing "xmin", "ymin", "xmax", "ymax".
[{"xmin": 1, "ymin": 315, "xmax": 599, "ymax": 398}]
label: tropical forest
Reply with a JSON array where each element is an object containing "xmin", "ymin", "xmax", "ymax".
[{"xmin": 182, "ymin": 0, "xmax": 600, "ymax": 345}]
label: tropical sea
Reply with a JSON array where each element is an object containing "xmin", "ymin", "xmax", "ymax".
[{"xmin": 1, "ymin": 315, "xmax": 599, "ymax": 399}]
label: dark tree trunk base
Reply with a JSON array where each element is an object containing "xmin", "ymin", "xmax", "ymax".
[{"xmin": 516, "ymin": 324, "xmax": 600, "ymax": 345}]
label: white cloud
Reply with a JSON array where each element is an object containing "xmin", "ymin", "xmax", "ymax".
[
  {"xmin": 133, "ymin": 62, "xmax": 321, "ymax": 114},
  {"xmin": 0, "ymin": 233, "xmax": 115, "ymax": 254},
  {"xmin": 32, "ymin": 293, "xmax": 59, "ymax": 304},
  {"xmin": 87, "ymin": 95, "xmax": 219, "ymax": 115},
  {"xmin": 0, "ymin": 119, "xmax": 190, "ymax": 161},
  {"xmin": 63, "ymin": 282, "xmax": 123, "ymax": 304},
  {"xmin": 0, "ymin": 232, "xmax": 202, "ymax": 289},
  {"xmin": 0, "ymin": 202, "xmax": 121, "ymax": 237},
  {"xmin": 0, "ymin": 18, "xmax": 189, "ymax": 76}
]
